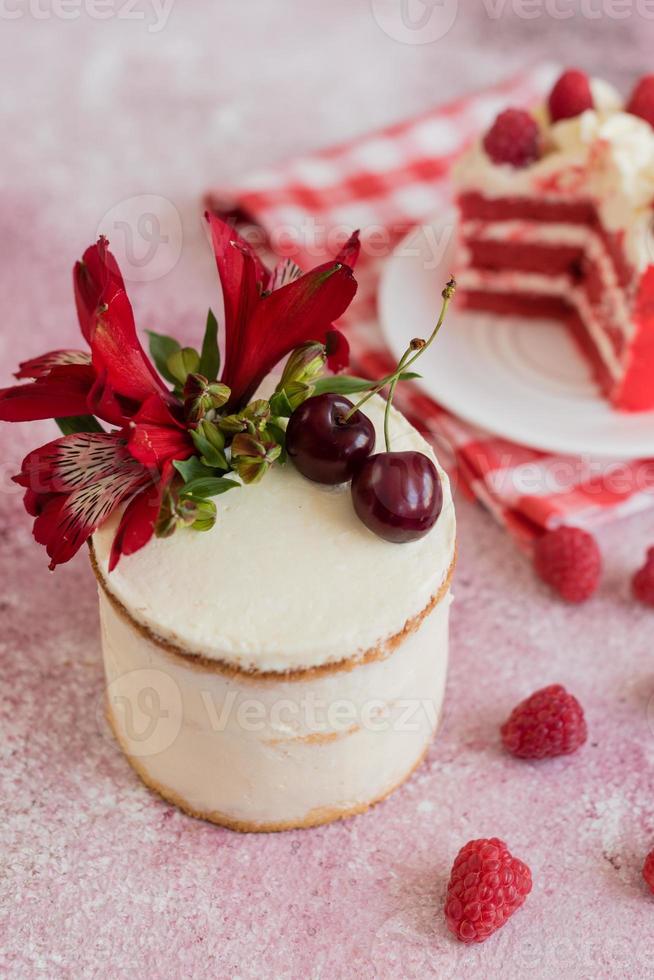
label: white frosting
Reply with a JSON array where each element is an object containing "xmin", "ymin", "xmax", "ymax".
[
  {"xmin": 454, "ymin": 78, "xmax": 654, "ymax": 273},
  {"xmin": 93, "ymin": 396, "xmax": 456, "ymax": 672},
  {"xmin": 100, "ymin": 586, "xmax": 451, "ymax": 828}
]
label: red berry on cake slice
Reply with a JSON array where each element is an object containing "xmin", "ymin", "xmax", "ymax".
[
  {"xmin": 501, "ymin": 684, "xmax": 588, "ymax": 759},
  {"xmin": 533, "ymin": 527, "xmax": 601, "ymax": 603},
  {"xmin": 627, "ymin": 75, "xmax": 654, "ymax": 128},
  {"xmin": 632, "ymin": 546, "xmax": 654, "ymax": 606},
  {"xmin": 444, "ymin": 838, "xmax": 532, "ymax": 943},
  {"xmin": 548, "ymin": 68, "xmax": 594, "ymax": 122},
  {"xmin": 482, "ymin": 108, "xmax": 541, "ymax": 167}
]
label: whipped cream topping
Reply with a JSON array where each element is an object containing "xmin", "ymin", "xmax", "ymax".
[
  {"xmin": 93, "ymin": 396, "xmax": 456, "ymax": 672},
  {"xmin": 454, "ymin": 78, "xmax": 654, "ymax": 274}
]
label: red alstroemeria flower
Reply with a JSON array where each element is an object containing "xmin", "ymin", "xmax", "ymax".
[
  {"xmin": 1, "ymin": 221, "xmax": 361, "ymax": 571},
  {"xmin": 0, "ymin": 237, "xmax": 193, "ymax": 569},
  {"xmin": 205, "ymin": 212, "xmax": 360, "ymax": 408}
]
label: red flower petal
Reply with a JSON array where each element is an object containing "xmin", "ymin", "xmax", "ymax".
[
  {"xmin": 325, "ymin": 329, "xmax": 350, "ymax": 373},
  {"xmin": 0, "ymin": 364, "xmax": 95, "ymax": 422},
  {"xmin": 74, "ymin": 237, "xmax": 169, "ymax": 413},
  {"xmin": 205, "ymin": 213, "xmax": 267, "ymax": 395},
  {"xmin": 15, "ymin": 432, "xmax": 150, "ymax": 568},
  {"xmin": 335, "ymin": 230, "xmax": 361, "ymax": 269},
  {"xmin": 74, "ymin": 237, "xmax": 126, "ymax": 343},
  {"xmin": 223, "ymin": 258, "xmax": 358, "ymax": 408},
  {"xmin": 15, "ymin": 350, "xmax": 91, "ymax": 380},
  {"xmin": 108, "ymin": 463, "xmax": 173, "ymax": 571},
  {"xmin": 89, "ymin": 288, "xmax": 170, "ymax": 408},
  {"xmin": 124, "ymin": 394, "xmax": 192, "ymax": 469},
  {"xmin": 127, "ymin": 425, "xmax": 193, "ymax": 469}
]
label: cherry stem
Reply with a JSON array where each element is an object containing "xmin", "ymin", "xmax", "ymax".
[{"xmin": 343, "ymin": 277, "xmax": 456, "ymax": 440}]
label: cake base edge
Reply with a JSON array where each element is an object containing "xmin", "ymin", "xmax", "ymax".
[{"xmin": 106, "ymin": 701, "xmax": 432, "ymax": 833}]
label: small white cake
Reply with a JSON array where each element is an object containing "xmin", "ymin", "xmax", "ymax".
[{"xmin": 92, "ymin": 396, "xmax": 456, "ymax": 831}]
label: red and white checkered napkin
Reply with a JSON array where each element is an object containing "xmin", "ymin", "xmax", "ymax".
[{"xmin": 207, "ymin": 65, "xmax": 654, "ymax": 548}]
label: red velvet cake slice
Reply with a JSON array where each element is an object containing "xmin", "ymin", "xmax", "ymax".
[{"xmin": 453, "ymin": 71, "xmax": 654, "ymax": 412}]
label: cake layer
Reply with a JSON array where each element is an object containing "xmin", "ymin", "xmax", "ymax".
[
  {"xmin": 458, "ymin": 218, "xmax": 634, "ymax": 364},
  {"xmin": 93, "ymin": 396, "xmax": 456, "ymax": 672},
  {"xmin": 99, "ymin": 579, "xmax": 452, "ymax": 831},
  {"xmin": 459, "ymin": 289, "xmax": 616, "ymax": 399}
]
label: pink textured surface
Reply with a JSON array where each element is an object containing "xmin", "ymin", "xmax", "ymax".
[{"xmin": 2, "ymin": 6, "xmax": 654, "ymax": 978}]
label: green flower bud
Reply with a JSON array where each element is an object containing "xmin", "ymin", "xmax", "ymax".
[
  {"xmin": 177, "ymin": 497, "xmax": 200, "ymax": 527},
  {"xmin": 217, "ymin": 414, "xmax": 248, "ymax": 434},
  {"xmin": 184, "ymin": 374, "xmax": 231, "ymax": 422},
  {"xmin": 278, "ymin": 342, "xmax": 326, "ymax": 391},
  {"xmin": 155, "ymin": 491, "xmax": 178, "ymax": 538},
  {"xmin": 196, "ymin": 419, "xmax": 226, "ymax": 450},
  {"xmin": 243, "ymin": 399, "xmax": 271, "ymax": 428},
  {"xmin": 190, "ymin": 498, "xmax": 217, "ymax": 532},
  {"xmin": 231, "ymin": 433, "xmax": 281, "ymax": 484},
  {"xmin": 155, "ymin": 490, "xmax": 200, "ymax": 537}
]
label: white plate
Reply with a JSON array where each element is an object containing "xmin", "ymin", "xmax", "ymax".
[{"xmin": 378, "ymin": 212, "xmax": 654, "ymax": 459}]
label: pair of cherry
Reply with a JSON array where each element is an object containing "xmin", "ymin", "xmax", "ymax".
[{"xmin": 286, "ymin": 393, "xmax": 443, "ymax": 543}]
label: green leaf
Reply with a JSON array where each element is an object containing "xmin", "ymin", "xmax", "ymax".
[
  {"xmin": 199, "ymin": 308, "xmax": 220, "ymax": 381},
  {"xmin": 173, "ymin": 457, "xmax": 215, "ymax": 483},
  {"xmin": 311, "ymin": 375, "xmax": 375, "ymax": 396},
  {"xmin": 311, "ymin": 371, "xmax": 421, "ymax": 398},
  {"xmin": 147, "ymin": 330, "xmax": 182, "ymax": 385},
  {"xmin": 55, "ymin": 415, "xmax": 104, "ymax": 436},
  {"xmin": 181, "ymin": 477, "xmax": 240, "ymax": 499},
  {"xmin": 167, "ymin": 347, "xmax": 200, "ymax": 386}
]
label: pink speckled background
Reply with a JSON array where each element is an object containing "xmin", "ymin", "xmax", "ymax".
[{"xmin": 2, "ymin": 4, "xmax": 654, "ymax": 978}]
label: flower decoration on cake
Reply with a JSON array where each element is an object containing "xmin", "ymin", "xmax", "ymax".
[
  {"xmin": 0, "ymin": 215, "xmax": 360, "ymax": 569},
  {"xmin": 1, "ymin": 210, "xmax": 456, "ymax": 570}
]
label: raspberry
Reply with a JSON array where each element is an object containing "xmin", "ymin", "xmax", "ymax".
[
  {"xmin": 548, "ymin": 69, "xmax": 593, "ymax": 122},
  {"xmin": 627, "ymin": 75, "xmax": 654, "ymax": 129},
  {"xmin": 644, "ymin": 850, "xmax": 654, "ymax": 894},
  {"xmin": 444, "ymin": 838, "xmax": 532, "ymax": 943},
  {"xmin": 501, "ymin": 684, "xmax": 587, "ymax": 759},
  {"xmin": 483, "ymin": 109, "xmax": 540, "ymax": 168},
  {"xmin": 533, "ymin": 526, "xmax": 601, "ymax": 602},
  {"xmin": 632, "ymin": 547, "xmax": 654, "ymax": 607}
]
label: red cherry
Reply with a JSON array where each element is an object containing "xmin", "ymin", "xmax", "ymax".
[
  {"xmin": 351, "ymin": 451, "xmax": 443, "ymax": 543},
  {"xmin": 286, "ymin": 393, "xmax": 375, "ymax": 485}
]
